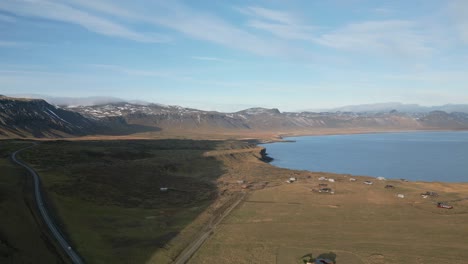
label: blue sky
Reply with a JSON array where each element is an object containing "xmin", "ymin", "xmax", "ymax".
[{"xmin": 1, "ymin": 0, "xmax": 468, "ymax": 112}]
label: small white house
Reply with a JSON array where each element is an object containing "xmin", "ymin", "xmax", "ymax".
[
  {"xmin": 318, "ymin": 177, "xmax": 327, "ymax": 181},
  {"xmin": 397, "ymin": 194, "xmax": 405, "ymax": 198},
  {"xmin": 377, "ymin": 177, "xmax": 386, "ymax": 181},
  {"xmin": 349, "ymin": 178, "xmax": 357, "ymax": 182},
  {"xmin": 289, "ymin": 177, "xmax": 297, "ymax": 182},
  {"xmin": 364, "ymin": 181, "xmax": 373, "ymax": 185},
  {"xmin": 328, "ymin": 178, "xmax": 335, "ymax": 182}
]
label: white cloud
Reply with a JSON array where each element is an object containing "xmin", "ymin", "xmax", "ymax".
[
  {"xmin": 239, "ymin": 6, "xmax": 316, "ymax": 41},
  {"xmin": 191, "ymin": 56, "xmax": 224, "ymax": 62},
  {"xmin": 239, "ymin": 6, "xmax": 298, "ymax": 25},
  {"xmin": 33, "ymin": 0, "xmax": 292, "ymax": 57},
  {"xmin": 314, "ymin": 20, "xmax": 433, "ymax": 57},
  {"xmin": 0, "ymin": 0, "xmax": 168, "ymax": 43},
  {"xmin": 449, "ymin": 0, "xmax": 468, "ymax": 44}
]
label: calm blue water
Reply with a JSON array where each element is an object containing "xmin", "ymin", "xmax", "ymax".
[{"xmin": 263, "ymin": 131, "xmax": 468, "ymax": 182}]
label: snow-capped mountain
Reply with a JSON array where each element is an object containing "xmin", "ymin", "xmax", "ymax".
[
  {"xmin": 0, "ymin": 96, "xmax": 156, "ymax": 138},
  {"xmin": 2, "ymin": 96, "xmax": 468, "ymax": 138}
]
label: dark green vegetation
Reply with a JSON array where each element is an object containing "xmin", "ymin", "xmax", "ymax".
[
  {"xmin": 0, "ymin": 141, "xmax": 65, "ymax": 263},
  {"xmin": 18, "ymin": 139, "xmax": 242, "ymax": 263}
]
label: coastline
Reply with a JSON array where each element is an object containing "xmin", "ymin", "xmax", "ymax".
[
  {"xmin": 260, "ymin": 130, "xmax": 468, "ymax": 183},
  {"xmin": 272, "ymin": 128, "xmax": 468, "ymax": 142}
]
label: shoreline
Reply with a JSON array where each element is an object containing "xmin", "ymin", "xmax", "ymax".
[
  {"xmin": 272, "ymin": 128, "xmax": 468, "ymax": 142},
  {"xmin": 259, "ymin": 130, "xmax": 468, "ymax": 184}
]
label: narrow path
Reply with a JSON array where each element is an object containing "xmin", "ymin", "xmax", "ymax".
[
  {"xmin": 173, "ymin": 192, "xmax": 246, "ymax": 264},
  {"xmin": 11, "ymin": 144, "xmax": 84, "ymax": 264}
]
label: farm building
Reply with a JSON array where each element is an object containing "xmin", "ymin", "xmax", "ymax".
[{"xmin": 437, "ymin": 202, "xmax": 453, "ymax": 209}]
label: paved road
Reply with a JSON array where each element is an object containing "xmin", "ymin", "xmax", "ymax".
[
  {"xmin": 173, "ymin": 192, "xmax": 246, "ymax": 264},
  {"xmin": 11, "ymin": 144, "xmax": 84, "ymax": 264}
]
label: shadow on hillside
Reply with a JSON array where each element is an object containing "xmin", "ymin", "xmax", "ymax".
[
  {"xmin": 95, "ymin": 121, "xmax": 161, "ymax": 136},
  {"xmin": 19, "ymin": 139, "xmax": 228, "ymax": 264}
]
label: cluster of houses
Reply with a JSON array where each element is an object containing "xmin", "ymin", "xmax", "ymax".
[{"xmin": 229, "ymin": 174, "xmax": 455, "ymax": 209}]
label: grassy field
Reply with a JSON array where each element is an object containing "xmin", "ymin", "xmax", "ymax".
[
  {"xmin": 6, "ymin": 137, "xmax": 468, "ymax": 264},
  {"xmin": 17, "ymin": 139, "xmax": 259, "ymax": 264},
  {"xmin": 191, "ymin": 173, "xmax": 468, "ymax": 264},
  {"xmin": 0, "ymin": 141, "xmax": 65, "ymax": 263}
]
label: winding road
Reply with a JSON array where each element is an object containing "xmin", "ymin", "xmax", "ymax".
[{"xmin": 11, "ymin": 144, "xmax": 84, "ymax": 264}]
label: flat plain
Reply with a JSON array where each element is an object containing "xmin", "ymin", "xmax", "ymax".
[{"xmin": 190, "ymin": 175, "xmax": 468, "ymax": 264}]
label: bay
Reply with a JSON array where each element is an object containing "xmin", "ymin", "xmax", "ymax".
[{"xmin": 263, "ymin": 131, "xmax": 468, "ymax": 182}]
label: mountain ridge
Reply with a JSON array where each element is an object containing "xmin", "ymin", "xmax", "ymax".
[
  {"xmin": 2, "ymin": 96, "xmax": 468, "ymax": 138},
  {"xmin": 306, "ymin": 102, "xmax": 468, "ymax": 113}
]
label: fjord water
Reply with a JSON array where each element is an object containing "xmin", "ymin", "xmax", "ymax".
[{"xmin": 263, "ymin": 131, "xmax": 468, "ymax": 182}]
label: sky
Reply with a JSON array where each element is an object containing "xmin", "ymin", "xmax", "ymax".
[{"xmin": 1, "ymin": 0, "xmax": 468, "ymax": 112}]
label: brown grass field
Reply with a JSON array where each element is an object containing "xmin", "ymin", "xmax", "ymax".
[{"xmin": 190, "ymin": 169, "xmax": 468, "ymax": 264}]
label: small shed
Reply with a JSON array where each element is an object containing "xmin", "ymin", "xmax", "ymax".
[
  {"xmin": 318, "ymin": 177, "xmax": 327, "ymax": 181},
  {"xmin": 318, "ymin": 187, "xmax": 334, "ymax": 194},
  {"xmin": 364, "ymin": 181, "xmax": 373, "ymax": 185},
  {"xmin": 377, "ymin": 176, "xmax": 386, "ymax": 181},
  {"xmin": 349, "ymin": 178, "xmax": 357, "ymax": 182},
  {"xmin": 397, "ymin": 194, "xmax": 405, "ymax": 198},
  {"xmin": 328, "ymin": 178, "xmax": 335, "ymax": 182}
]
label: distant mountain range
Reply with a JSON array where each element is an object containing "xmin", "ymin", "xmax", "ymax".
[
  {"xmin": 308, "ymin": 102, "xmax": 468, "ymax": 113},
  {"xmin": 1, "ymin": 95, "xmax": 468, "ymax": 138}
]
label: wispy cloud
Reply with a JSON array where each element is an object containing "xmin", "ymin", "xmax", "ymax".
[
  {"xmin": 0, "ymin": 14, "xmax": 16, "ymax": 23},
  {"xmin": 0, "ymin": 0, "xmax": 169, "ymax": 43},
  {"xmin": 314, "ymin": 20, "xmax": 433, "ymax": 57},
  {"xmin": 38, "ymin": 0, "xmax": 290, "ymax": 57},
  {"xmin": 239, "ymin": 6, "xmax": 316, "ymax": 41},
  {"xmin": 191, "ymin": 56, "xmax": 224, "ymax": 62},
  {"xmin": 0, "ymin": 40, "xmax": 27, "ymax": 47},
  {"xmin": 449, "ymin": 0, "xmax": 468, "ymax": 44},
  {"xmin": 89, "ymin": 64, "xmax": 170, "ymax": 77},
  {"xmin": 239, "ymin": 6, "xmax": 298, "ymax": 25},
  {"xmin": 372, "ymin": 7, "xmax": 394, "ymax": 16}
]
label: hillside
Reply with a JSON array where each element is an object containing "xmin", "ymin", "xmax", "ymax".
[
  {"xmin": 69, "ymin": 103, "xmax": 468, "ymax": 134},
  {"xmin": 0, "ymin": 96, "xmax": 157, "ymax": 138}
]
